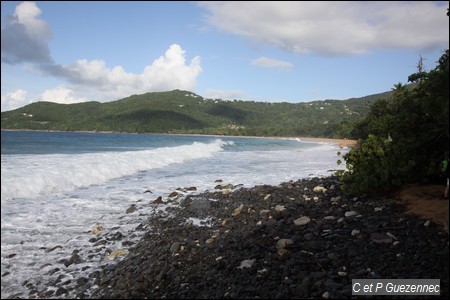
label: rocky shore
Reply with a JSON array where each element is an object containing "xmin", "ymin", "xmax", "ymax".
[
  {"xmin": 10, "ymin": 176, "xmax": 444, "ymax": 299},
  {"xmin": 59, "ymin": 176, "xmax": 447, "ymax": 299}
]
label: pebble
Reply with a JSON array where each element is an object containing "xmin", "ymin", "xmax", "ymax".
[
  {"xmin": 351, "ymin": 229, "xmax": 360, "ymax": 236},
  {"xmin": 293, "ymin": 216, "xmax": 311, "ymax": 226},
  {"xmin": 370, "ymin": 232, "xmax": 393, "ymax": 244},
  {"xmin": 27, "ymin": 175, "xmax": 447, "ymax": 300},
  {"xmin": 344, "ymin": 211, "xmax": 358, "ymax": 217}
]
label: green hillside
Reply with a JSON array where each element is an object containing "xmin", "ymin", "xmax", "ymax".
[{"xmin": 1, "ymin": 89, "xmax": 392, "ymax": 138}]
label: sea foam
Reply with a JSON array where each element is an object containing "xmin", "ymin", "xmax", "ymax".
[{"xmin": 1, "ymin": 139, "xmax": 231, "ymax": 201}]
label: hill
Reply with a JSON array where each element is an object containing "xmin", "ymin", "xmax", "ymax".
[{"xmin": 0, "ymin": 89, "xmax": 392, "ymax": 138}]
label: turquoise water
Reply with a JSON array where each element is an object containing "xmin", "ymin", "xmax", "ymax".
[
  {"xmin": 1, "ymin": 130, "xmax": 345, "ymax": 298},
  {"xmin": 1, "ymin": 130, "xmax": 306, "ymax": 155}
]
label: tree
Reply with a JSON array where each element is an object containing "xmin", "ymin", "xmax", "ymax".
[{"xmin": 338, "ymin": 49, "xmax": 449, "ymax": 194}]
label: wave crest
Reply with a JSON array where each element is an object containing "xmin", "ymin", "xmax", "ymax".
[{"xmin": 1, "ymin": 139, "xmax": 229, "ymax": 201}]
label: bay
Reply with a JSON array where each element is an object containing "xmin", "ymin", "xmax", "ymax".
[{"xmin": 1, "ymin": 130, "xmax": 347, "ymax": 298}]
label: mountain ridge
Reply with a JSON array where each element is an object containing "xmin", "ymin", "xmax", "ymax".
[{"xmin": 1, "ymin": 89, "xmax": 392, "ymax": 138}]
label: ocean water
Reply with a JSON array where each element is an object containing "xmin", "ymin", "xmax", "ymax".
[{"xmin": 1, "ymin": 130, "xmax": 347, "ymax": 298}]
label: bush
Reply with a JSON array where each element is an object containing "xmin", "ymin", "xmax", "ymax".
[{"xmin": 338, "ymin": 50, "xmax": 449, "ymax": 195}]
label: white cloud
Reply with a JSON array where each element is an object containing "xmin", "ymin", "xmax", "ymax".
[
  {"xmin": 14, "ymin": 1, "xmax": 52, "ymax": 39},
  {"xmin": 1, "ymin": 89, "xmax": 30, "ymax": 111},
  {"xmin": 204, "ymin": 89, "xmax": 247, "ymax": 100},
  {"xmin": 141, "ymin": 44, "xmax": 203, "ymax": 92},
  {"xmin": 199, "ymin": 1, "xmax": 449, "ymax": 55},
  {"xmin": 38, "ymin": 86, "xmax": 88, "ymax": 104},
  {"xmin": 2, "ymin": 1, "xmax": 203, "ymax": 109},
  {"xmin": 1, "ymin": 43, "xmax": 202, "ymax": 111},
  {"xmin": 45, "ymin": 44, "xmax": 202, "ymax": 100},
  {"xmin": 251, "ymin": 56, "xmax": 293, "ymax": 69},
  {"xmin": 1, "ymin": 1, "xmax": 52, "ymax": 64}
]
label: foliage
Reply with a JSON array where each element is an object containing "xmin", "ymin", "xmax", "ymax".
[
  {"xmin": 1, "ymin": 89, "xmax": 390, "ymax": 138},
  {"xmin": 338, "ymin": 49, "xmax": 449, "ymax": 194}
]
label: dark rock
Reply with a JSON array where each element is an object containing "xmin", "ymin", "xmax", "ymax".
[
  {"xmin": 370, "ymin": 232, "xmax": 393, "ymax": 244},
  {"xmin": 125, "ymin": 204, "xmax": 137, "ymax": 214},
  {"xmin": 168, "ymin": 191, "xmax": 179, "ymax": 198},
  {"xmin": 55, "ymin": 287, "xmax": 68, "ymax": 296},
  {"xmin": 63, "ymin": 176, "xmax": 448, "ymax": 299},
  {"xmin": 150, "ymin": 196, "xmax": 163, "ymax": 205}
]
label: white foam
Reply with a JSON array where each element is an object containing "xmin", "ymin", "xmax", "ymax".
[
  {"xmin": 0, "ymin": 135, "xmax": 347, "ymax": 299},
  {"xmin": 1, "ymin": 139, "xmax": 231, "ymax": 201}
]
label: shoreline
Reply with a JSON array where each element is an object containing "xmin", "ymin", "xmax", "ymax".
[
  {"xmin": 2, "ymin": 132, "xmax": 446, "ymax": 298},
  {"xmin": 5, "ymin": 175, "xmax": 447, "ymax": 299},
  {"xmin": 296, "ymin": 137, "xmax": 358, "ymax": 149},
  {"xmin": 1, "ymin": 128, "xmax": 358, "ymax": 149},
  {"xmin": 84, "ymin": 176, "xmax": 448, "ymax": 299}
]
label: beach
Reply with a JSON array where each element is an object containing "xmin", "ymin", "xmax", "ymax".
[
  {"xmin": 1, "ymin": 131, "xmax": 353, "ymax": 299},
  {"xmin": 2, "ymin": 131, "xmax": 447, "ymax": 299},
  {"xmin": 298, "ymin": 137, "xmax": 358, "ymax": 149},
  {"xmin": 79, "ymin": 176, "xmax": 448, "ymax": 299}
]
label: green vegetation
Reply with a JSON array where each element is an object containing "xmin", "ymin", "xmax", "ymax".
[
  {"xmin": 3, "ymin": 50, "xmax": 447, "ymax": 198},
  {"xmin": 337, "ymin": 49, "xmax": 449, "ymax": 194},
  {"xmin": 1, "ymin": 90, "xmax": 390, "ymax": 138}
]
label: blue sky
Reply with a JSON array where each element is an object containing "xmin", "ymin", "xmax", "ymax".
[{"xmin": 1, "ymin": 1, "xmax": 449, "ymax": 111}]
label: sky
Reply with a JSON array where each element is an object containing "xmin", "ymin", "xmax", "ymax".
[{"xmin": 1, "ymin": 1, "xmax": 449, "ymax": 112}]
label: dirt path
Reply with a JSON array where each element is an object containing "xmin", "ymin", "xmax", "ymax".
[{"xmin": 396, "ymin": 184, "xmax": 449, "ymax": 233}]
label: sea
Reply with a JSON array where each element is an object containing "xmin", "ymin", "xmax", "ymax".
[{"xmin": 1, "ymin": 130, "xmax": 348, "ymax": 298}]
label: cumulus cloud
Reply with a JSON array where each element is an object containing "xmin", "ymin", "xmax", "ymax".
[
  {"xmin": 1, "ymin": 1, "xmax": 52, "ymax": 64},
  {"xmin": 1, "ymin": 89, "xmax": 30, "ymax": 111},
  {"xmin": 42, "ymin": 44, "xmax": 202, "ymax": 100},
  {"xmin": 1, "ymin": 1, "xmax": 203, "ymax": 110},
  {"xmin": 38, "ymin": 86, "xmax": 88, "ymax": 104},
  {"xmin": 141, "ymin": 45, "xmax": 202, "ymax": 92},
  {"xmin": 2, "ymin": 42, "xmax": 202, "ymax": 110},
  {"xmin": 199, "ymin": 1, "xmax": 449, "ymax": 55},
  {"xmin": 251, "ymin": 56, "xmax": 293, "ymax": 69},
  {"xmin": 1, "ymin": 43, "xmax": 202, "ymax": 110}
]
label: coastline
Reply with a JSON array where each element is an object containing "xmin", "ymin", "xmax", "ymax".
[
  {"xmin": 3, "ymin": 130, "xmax": 447, "ymax": 299},
  {"xmin": 297, "ymin": 137, "xmax": 358, "ymax": 149},
  {"xmin": 83, "ymin": 176, "xmax": 448, "ymax": 299},
  {"xmin": 6, "ymin": 175, "xmax": 447, "ymax": 299},
  {"xmin": 1, "ymin": 129, "xmax": 358, "ymax": 149}
]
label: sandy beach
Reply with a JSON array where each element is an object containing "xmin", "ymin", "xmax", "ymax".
[
  {"xmin": 1, "ymin": 129, "xmax": 359, "ymax": 149},
  {"xmin": 297, "ymin": 137, "xmax": 358, "ymax": 149}
]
